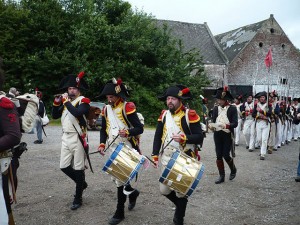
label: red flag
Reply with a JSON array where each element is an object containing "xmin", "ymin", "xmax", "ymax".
[{"xmin": 264, "ymin": 48, "xmax": 272, "ymax": 68}]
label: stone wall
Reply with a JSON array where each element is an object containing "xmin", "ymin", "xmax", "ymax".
[{"xmin": 227, "ymin": 16, "xmax": 300, "ymax": 97}]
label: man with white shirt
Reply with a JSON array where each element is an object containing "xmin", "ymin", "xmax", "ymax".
[
  {"xmin": 252, "ymin": 91, "xmax": 273, "ymax": 160},
  {"xmin": 240, "ymin": 94, "xmax": 255, "ymax": 151},
  {"xmin": 151, "ymin": 85, "xmax": 203, "ymax": 225},
  {"xmin": 210, "ymin": 87, "xmax": 238, "ymax": 184},
  {"xmin": 52, "ymin": 72, "xmax": 90, "ymax": 210},
  {"xmin": 98, "ymin": 78, "xmax": 144, "ymax": 225}
]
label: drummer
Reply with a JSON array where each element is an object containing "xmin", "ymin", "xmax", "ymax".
[
  {"xmin": 151, "ymin": 85, "xmax": 203, "ymax": 225},
  {"xmin": 97, "ymin": 78, "xmax": 144, "ymax": 225}
]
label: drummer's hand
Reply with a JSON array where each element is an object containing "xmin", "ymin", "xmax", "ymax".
[
  {"xmin": 119, "ymin": 129, "xmax": 129, "ymax": 138},
  {"xmin": 98, "ymin": 143, "xmax": 106, "ymax": 156},
  {"xmin": 151, "ymin": 155, "xmax": 159, "ymax": 168},
  {"xmin": 172, "ymin": 133, "xmax": 182, "ymax": 143},
  {"xmin": 172, "ymin": 133, "xmax": 187, "ymax": 144}
]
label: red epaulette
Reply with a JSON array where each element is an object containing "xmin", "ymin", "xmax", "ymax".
[
  {"xmin": 158, "ymin": 110, "xmax": 167, "ymax": 121},
  {"xmin": 188, "ymin": 109, "xmax": 200, "ymax": 123},
  {"xmin": 125, "ymin": 102, "xmax": 136, "ymax": 115},
  {"xmin": 101, "ymin": 106, "xmax": 107, "ymax": 116},
  {"xmin": 0, "ymin": 97, "xmax": 14, "ymax": 109},
  {"xmin": 81, "ymin": 97, "xmax": 91, "ymax": 104}
]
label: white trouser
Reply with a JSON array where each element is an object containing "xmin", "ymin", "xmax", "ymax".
[
  {"xmin": 60, "ymin": 132, "xmax": 85, "ymax": 170},
  {"xmin": 256, "ymin": 120, "xmax": 270, "ymax": 156},
  {"xmin": 268, "ymin": 122, "xmax": 276, "ymax": 147},
  {"xmin": 275, "ymin": 120, "xmax": 283, "ymax": 147},
  {"xmin": 243, "ymin": 119, "xmax": 255, "ymax": 149},
  {"xmin": 287, "ymin": 121, "xmax": 293, "ymax": 141},
  {"xmin": 292, "ymin": 123, "xmax": 300, "ymax": 139},
  {"xmin": 0, "ymin": 175, "xmax": 8, "ymax": 225},
  {"xmin": 282, "ymin": 120, "xmax": 288, "ymax": 144},
  {"xmin": 234, "ymin": 119, "xmax": 242, "ymax": 145}
]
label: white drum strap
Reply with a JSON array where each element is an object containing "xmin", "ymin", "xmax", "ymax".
[
  {"xmin": 106, "ymin": 105, "xmax": 123, "ymax": 138},
  {"xmin": 165, "ymin": 111, "xmax": 181, "ymax": 149}
]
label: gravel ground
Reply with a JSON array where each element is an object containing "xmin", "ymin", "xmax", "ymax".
[{"xmin": 12, "ymin": 125, "xmax": 299, "ymax": 225}]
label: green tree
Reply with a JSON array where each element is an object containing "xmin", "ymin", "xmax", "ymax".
[{"xmin": 0, "ymin": 0, "xmax": 209, "ymax": 124}]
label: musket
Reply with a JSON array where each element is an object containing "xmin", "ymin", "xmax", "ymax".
[{"xmin": 231, "ymin": 132, "xmax": 236, "ymax": 157}]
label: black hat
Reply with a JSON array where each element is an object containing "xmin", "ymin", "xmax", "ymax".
[
  {"xmin": 245, "ymin": 93, "xmax": 253, "ymax": 98},
  {"xmin": 269, "ymin": 90, "xmax": 278, "ymax": 98},
  {"xmin": 254, "ymin": 91, "xmax": 267, "ymax": 99},
  {"xmin": 234, "ymin": 94, "xmax": 243, "ymax": 102},
  {"xmin": 212, "ymin": 87, "xmax": 233, "ymax": 100},
  {"xmin": 58, "ymin": 72, "xmax": 89, "ymax": 91},
  {"xmin": 158, "ymin": 84, "xmax": 192, "ymax": 101},
  {"xmin": 99, "ymin": 78, "xmax": 129, "ymax": 100},
  {"xmin": 293, "ymin": 97, "xmax": 299, "ymax": 102}
]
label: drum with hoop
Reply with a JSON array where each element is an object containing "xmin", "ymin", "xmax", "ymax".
[
  {"xmin": 159, "ymin": 149, "xmax": 205, "ymax": 196},
  {"xmin": 102, "ymin": 142, "xmax": 146, "ymax": 185}
]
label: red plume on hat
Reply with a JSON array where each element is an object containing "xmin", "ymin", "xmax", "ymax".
[
  {"xmin": 181, "ymin": 87, "xmax": 190, "ymax": 95},
  {"xmin": 76, "ymin": 71, "xmax": 85, "ymax": 88},
  {"xmin": 116, "ymin": 78, "xmax": 122, "ymax": 86},
  {"xmin": 222, "ymin": 86, "xmax": 228, "ymax": 99}
]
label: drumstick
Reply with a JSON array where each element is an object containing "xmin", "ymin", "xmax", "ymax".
[
  {"xmin": 145, "ymin": 155, "xmax": 157, "ymax": 165},
  {"xmin": 89, "ymin": 134, "xmax": 120, "ymax": 155},
  {"xmin": 161, "ymin": 131, "xmax": 181, "ymax": 153}
]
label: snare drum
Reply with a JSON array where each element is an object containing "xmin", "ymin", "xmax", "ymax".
[
  {"xmin": 102, "ymin": 143, "xmax": 145, "ymax": 185},
  {"xmin": 159, "ymin": 149, "xmax": 204, "ymax": 196}
]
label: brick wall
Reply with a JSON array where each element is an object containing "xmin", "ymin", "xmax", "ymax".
[{"xmin": 227, "ymin": 17, "xmax": 300, "ymax": 97}]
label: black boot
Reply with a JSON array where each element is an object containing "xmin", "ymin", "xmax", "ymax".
[
  {"xmin": 215, "ymin": 159, "xmax": 225, "ymax": 184},
  {"xmin": 71, "ymin": 170, "xmax": 85, "ymax": 210},
  {"xmin": 128, "ymin": 189, "xmax": 140, "ymax": 211},
  {"xmin": 109, "ymin": 186, "xmax": 126, "ymax": 225},
  {"xmin": 226, "ymin": 158, "xmax": 237, "ymax": 180},
  {"xmin": 165, "ymin": 191, "xmax": 178, "ymax": 206},
  {"xmin": 61, "ymin": 166, "xmax": 88, "ymax": 189},
  {"xmin": 173, "ymin": 197, "xmax": 188, "ymax": 225}
]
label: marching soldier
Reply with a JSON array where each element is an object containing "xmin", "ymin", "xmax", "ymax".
[
  {"xmin": 0, "ymin": 71, "xmax": 22, "ymax": 224},
  {"xmin": 97, "ymin": 78, "xmax": 143, "ymax": 225},
  {"xmin": 240, "ymin": 94, "xmax": 255, "ymax": 151},
  {"xmin": 209, "ymin": 87, "xmax": 238, "ymax": 184},
  {"xmin": 286, "ymin": 97, "xmax": 294, "ymax": 143},
  {"xmin": 52, "ymin": 72, "xmax": 90, "ymax": 210},
  {"xmin": 152, "ymin": 85, "xmax": 203, "ymax": 225},
  {"xmin": 252, "ymin": 91, "xmax": 273, "ymax": 160},
  {"xmin": 232, "ymin": 95, "xmax": 243, "ymax": 146},
  {"xmin": 291, "ymin": 98, "xmax": 300, "ymax": 141},
  {"xmin": 267, "ymin": 91, "xmax": 280, "ymax": 153}
]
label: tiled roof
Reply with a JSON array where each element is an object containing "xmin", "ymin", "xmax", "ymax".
[
  {"xmin": 155, "ymin": 20, "xmax": 227, "ymax": 65},
  {"xmin": 215, "ymin": 20, "xmax": 266, "ymax": 62}
]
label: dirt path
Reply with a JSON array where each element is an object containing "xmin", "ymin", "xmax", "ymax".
[{"xmin": 12, "ymin": 126, "xmax": 299, "ymax": 225}]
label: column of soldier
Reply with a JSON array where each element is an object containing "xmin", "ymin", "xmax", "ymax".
[
  {"xmin": 1, "ymin": 71, "xmax": 300, "ymax": 225},
  {"xmin": 230, "ymin": 91, "xmax": 300, "ymax": 160}
]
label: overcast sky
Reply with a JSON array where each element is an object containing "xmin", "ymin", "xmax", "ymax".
[{"xmin": 126, "ymin": 0, "xmax": 300, "ymax": 49}]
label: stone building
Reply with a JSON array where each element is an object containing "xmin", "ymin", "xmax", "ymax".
[{"xmin": 156, "ymin": 14, "xmax": 300, "ymax": 99}]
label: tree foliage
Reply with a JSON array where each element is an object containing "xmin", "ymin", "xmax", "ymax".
[{"xmin": 0, "ymin": 0, "xmax": 209, "ymax": 125}]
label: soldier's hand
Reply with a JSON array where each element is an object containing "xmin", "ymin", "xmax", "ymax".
[
  {"xmin": 53, "ymin": 96, "xmax": 62, "ymax": 105},
  {"xmin": 151, "ymin": 155, "xmax": 159, "ymax": 168},
  {"xmin": 119, "ymin": 129, "xmax": 129, "ymax": 138},
  {"xmin": 98, "ymin": 143, "xmax": 105, "ymax": 156},
  {"xmin": 61, "ymin": 93, "xmax": 69, "ymax": 104},
  {"xmin": 172, "ymin": 133, "xmax": 182, "ymax": 143}
]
